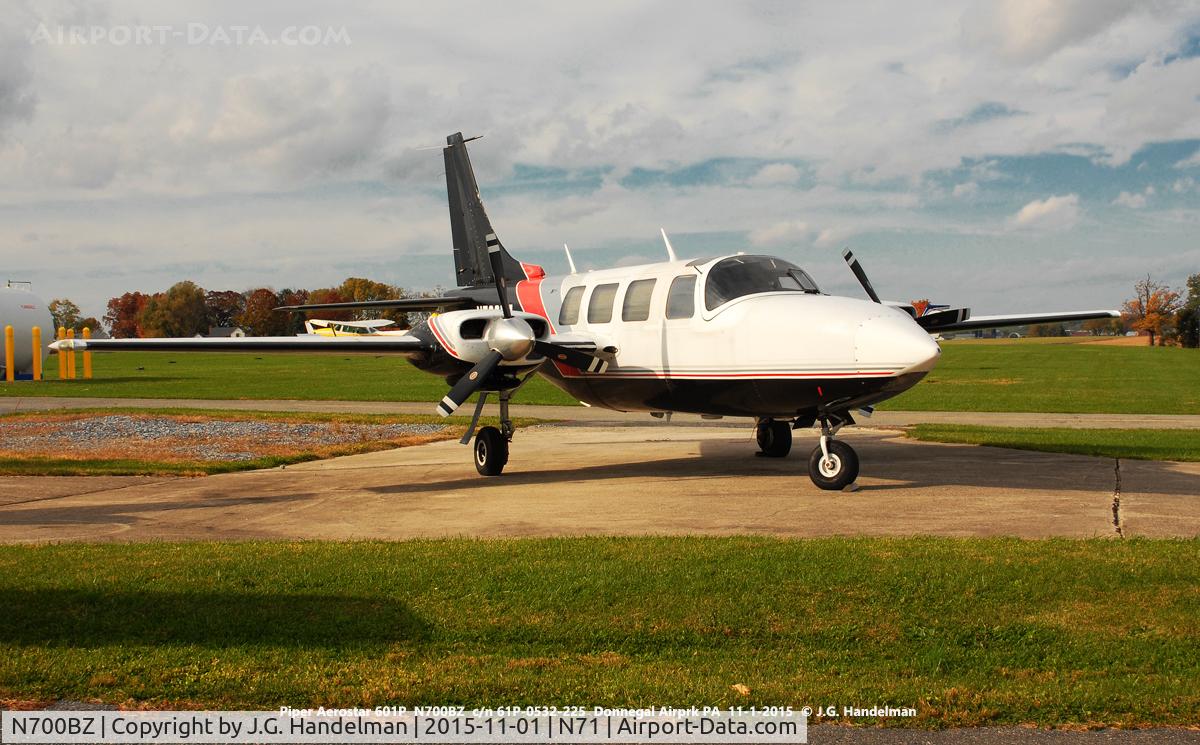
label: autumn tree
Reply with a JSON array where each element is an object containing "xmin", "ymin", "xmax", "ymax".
[
  {"xmin": 336, "ymin": 277, "xmax": 409, "ymax": 327},
  {"xmin": 276, "ymin": 289, "xmax": 310, "ymax": 336},
  {"xmin": 104, "ymin": 292, "xmax": 150, "ymax": 338},
  {"xmin": 48, "ymin": 298, "xmax": 82, "ymax": 332},
  {"xmin": 140, "ymin": 281, "xmax": 208, "ymax": 337},
  {"xmin": 204, "ymin": 290, "xmax": 246, "ymax": 329},
  {"xmin": 1122, "ymin": 275, "xmax": 1181, "ymax": 347},
  {"xmin": 236, "ymin": 288, "xmax": 292, "ymax": 336},
  {"xmin": 303, "ymin": 287, "xmax": 353, "ymax": 322},
  {"xmin": 76, "ymin": 317, "xmax": 101, "ymax": 334}
]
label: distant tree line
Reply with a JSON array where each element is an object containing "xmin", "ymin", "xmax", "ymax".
[{"xmin": 97, "ymin": 277, "xmax": 414, "ymax": 338}]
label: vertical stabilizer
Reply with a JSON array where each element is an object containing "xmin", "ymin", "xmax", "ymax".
[{"xmin": 444, "ymin": 132, "xmax": 528, "ymax": 288}]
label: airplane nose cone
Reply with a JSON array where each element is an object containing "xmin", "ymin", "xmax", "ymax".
[{"xmin": 854, "ymin": 311, "xmax": 941, "ymax": 374}]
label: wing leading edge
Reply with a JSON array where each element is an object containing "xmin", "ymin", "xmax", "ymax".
[
  {"xmin": 50, "ymin": 335, "xmax": 434, "ymax": 356},
  {"xmin": 931, "ymin": 309, "xmax": 1120, "ymax": 334}
]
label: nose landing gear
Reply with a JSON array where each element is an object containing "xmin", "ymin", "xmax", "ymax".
[
  {"xmin": 463, "ymin": 388, "xmax": 517, "ymax": 476},
  {"xmin": 807, "ymin": 415, "xmax": 859, "ymax": 490}
]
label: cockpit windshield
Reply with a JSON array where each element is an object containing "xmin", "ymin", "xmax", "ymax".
[{"xmin": 704, "ymin": 255, "xmax": 821, "ymax": 310}]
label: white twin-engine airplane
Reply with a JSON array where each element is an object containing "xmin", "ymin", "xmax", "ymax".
[{"xmin": 54, "ymin": 133, "xmax": 1119, "ymax": 489}]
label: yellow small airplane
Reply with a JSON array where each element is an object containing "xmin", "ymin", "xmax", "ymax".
[{"xmin": 303, "ymin": 319, "xmax": 409, "ymax": 337}]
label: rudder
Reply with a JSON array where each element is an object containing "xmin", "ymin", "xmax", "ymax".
[{"xmin": 444, "ymin": 132, "xmax": 528, "ymax": 288}]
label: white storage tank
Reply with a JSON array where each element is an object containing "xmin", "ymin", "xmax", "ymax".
[{"xmin": 0, "ymin": 283, "xmax": 56, "ymax": 377}]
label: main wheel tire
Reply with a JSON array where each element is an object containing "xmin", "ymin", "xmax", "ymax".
[
  {"xmin": 474, "ymin": 426, "xmax": 509, "ymax": 476},
  {"xmin": 755, "ymin": 420, "xmax": 793, "ymax": 457},
  {"xmin": 807, "ymin": 440, "xmax": 859, "ymax": 490}
]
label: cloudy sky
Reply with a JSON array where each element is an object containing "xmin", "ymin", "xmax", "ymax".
[{"xmin": 3, "ymin": 1, "xmax": 1199, "ymax": 320}]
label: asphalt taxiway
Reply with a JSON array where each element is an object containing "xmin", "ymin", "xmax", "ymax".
[{"xmin": 1, "ymin": 424, "xmax": 1196, "ymax": 543}]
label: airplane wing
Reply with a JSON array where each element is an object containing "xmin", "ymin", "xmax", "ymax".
[
  {"xmin": 276, "ymin": 297, "xmax": 475, "ymax": 313},
  {"xmin": 929, "ymin": 309, "xmax": 1120, "ymax": 333},
  {"xmin": 50, "ymin": 335, "xmax": 434, "ymax": 356}
]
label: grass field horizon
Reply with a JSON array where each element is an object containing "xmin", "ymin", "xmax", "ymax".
[
  {"xmin": 3, "ymin": 338, "xmax": 1198, "ymax": 415},
  {"xmin": 907, "ymin": 425, "xmax": 1200, "ymax": 462},
  {"xmin": 1, "ymin": 537, "xmax": 1197, "ymax": 728}
]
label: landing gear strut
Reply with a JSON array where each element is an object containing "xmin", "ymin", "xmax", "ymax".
[
  {"xmin": 464, "ymin": 389, "xmax": 515, "ymax": 476},
  {"xmin": 807, "ymin": 416, "xmax": 859, "ymax": 490},
  {"xmin": 755, "ymin": 418, "xmax": 792, "ymax": 458}
]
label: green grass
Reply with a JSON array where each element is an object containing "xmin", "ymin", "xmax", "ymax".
[
  {"xmin": 4, "ymin": 340, "xmax": 1198, "ymax": 414},
  {"xmin": 1, "ymin": 538, "xmax": 1198, "ymax": 727},
  {"xmin": 0, "ymin": 352, "xmax": 580, "ymax": 405},
  {"xmin": 0, "ymin": 408, "xmax": 546, "ymax": 476},
  {"xmin": 887, "ymin": 340, "xmax": 1200, "ymax": 414},
  {"xmin": 906, "ymin": 425, "xmax": 1200, "ymax": 462}
]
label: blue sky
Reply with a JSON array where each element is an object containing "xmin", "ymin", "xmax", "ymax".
[{"xmin": 1, "ymin": 1, "xmax": 1199, "ymax": 319}]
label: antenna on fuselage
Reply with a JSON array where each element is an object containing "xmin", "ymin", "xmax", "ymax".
[
  {"xmin": 660, "ymin": 228, "xmax": 678, "ymax": 262},
  {"xmin": 563, "ymin": 243, "xmax": 578, "ymax": 274}
]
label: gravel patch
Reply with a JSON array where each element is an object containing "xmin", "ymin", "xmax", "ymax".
[{"xmin": 0, "ymin": 415, "xmax": 447, "ymax": 461}]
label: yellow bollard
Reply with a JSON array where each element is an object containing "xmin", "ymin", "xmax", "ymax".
[
  {"xmin": 31, "ymin": 326, "xmax": 42, "ymax": 381},
  {"xmin": 66, "ymin": 328, "xmax": 77, "ymax": 379},
  {"xmin": 56, "ymin": 327, "xmax": 66, "ymax": 379},
  {"xmin": 82, "ymin": 327, "xmax": 93, "ymax": 379},
  {"xmin": 3, "ymin": 325, "xmax": 13, "ymax": 383}
]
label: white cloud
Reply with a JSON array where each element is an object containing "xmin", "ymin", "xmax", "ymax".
[
  {"xmin": 1111, "ymin": 185, "xmax": 1155, "ymax": 208},
  {"xmin": 1176, "ymin": 148, "xmax": 1200, "ymax": 169},
  {"xmin": 814, "ymin": 227, "xmax": 854, "ymax": 248},
  {"xmin": 961, "ymin": 0, "xmax": 1137, "ymax": 63},
  {"xmin": 1112, "ymin": 191, "xmax": 1146, "ymax": 209},
  {"xmin": 748, "ymin": 220, "xmax": 809, "ymax": 246},
  {"xmin": 5, "ymin": 2, "xmax": 1200, "ymax": 316},
  {"xmin": 746, "ymin": 162, "xmax": 800, "ymax": 186},
  {"xmin": 1173, "ymin": 177, "xmax": 1196, "ymax": 193},
  {"xmin": 952, "ymin": 181, "xmax": 979, "ymax": 198},
  {"xmin": 1012, "ymin": 194, "xmax": 1081, "ymax": 230}
]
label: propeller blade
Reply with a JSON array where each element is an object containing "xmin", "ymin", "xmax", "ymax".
[
  {"xmin": 841, "ymin": 248, "xmax": 881, "ymax": 304},
  {"xmin": 486, "ymin": 232, "xmax": 513, "ymax": 319},
  {"xmin": 533, "ymin": 340, "xmax": 610, "ymax": 374},
  {"xmin": 436, "ymin": 349, "xmax": 504, "ymax": 417},
  {"xmin": 916, "ymin": 307, "xmax": 971, "ymax": 331}
]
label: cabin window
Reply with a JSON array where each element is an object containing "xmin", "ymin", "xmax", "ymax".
[
  {"xmin": 587, "ymin": 283, "xmax": 619, "ymax": 324},
  {"xmin": 665, "ymin": 275, "xmax": 696, "ymax": 319},
  {"xmin": 704, "ymin": 255, "xmax": 820, "ymax": 311},
  {"xmin": 559, "ymin": 286, "xmax": 584, "ymax": 325},
  {"xmin": 622, "ymin": 279, "xmax": 656, "ymax": 322}
]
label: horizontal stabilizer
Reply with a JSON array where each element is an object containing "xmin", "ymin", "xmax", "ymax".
[
  {"xmin": 50, "ymin": 335, "xmax": 434, "ymax": 356},
  {"xmin": 275, "ymin": 297, "xmax": 476, "ymax": 313},
  {"xmin": 931, "ymin": 309, "xmax": 1120, "ymax": 333}
]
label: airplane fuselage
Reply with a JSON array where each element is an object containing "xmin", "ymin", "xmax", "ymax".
[{"xmin": 414, "ymin": 253, "xmax": 942, "ymax": 419}]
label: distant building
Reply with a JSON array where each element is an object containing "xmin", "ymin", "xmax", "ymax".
[{"xmin": 205, "ymin": 327, "xmax": 245, "ymax": 338}]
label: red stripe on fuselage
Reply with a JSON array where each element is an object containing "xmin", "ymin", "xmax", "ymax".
[
  {"xmin": 515, "ymin": 276, "xmax": 552, "ymax": 331},
  {"xmin": 516, "ymin": 276, "xmax": 582, "ymax": 376}
]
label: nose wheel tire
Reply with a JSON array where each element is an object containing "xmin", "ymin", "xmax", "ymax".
[
  {"xmin": 755, "ymin": 419, "xmax": 793, "ymax": 457},
  {"xmin": 808, "ymin": 440, "xmax": 859, "ymax": 490},
  {"xmin": 474, "ymin": 426, "xmax": 509, "ymax": 476}
]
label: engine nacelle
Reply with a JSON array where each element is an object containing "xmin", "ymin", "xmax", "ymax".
[{"xmin": 427, "ymin": 309, "xmax": 550, "ymax": 365}]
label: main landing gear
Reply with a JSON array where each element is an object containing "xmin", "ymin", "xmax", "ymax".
[
  {"xmin": 755, "ymin": 419, "xmax": 792, "ymax": 458},
  {"xmin": 758, "ymin": 415, "xmax": 859, "ymax": 490}
]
